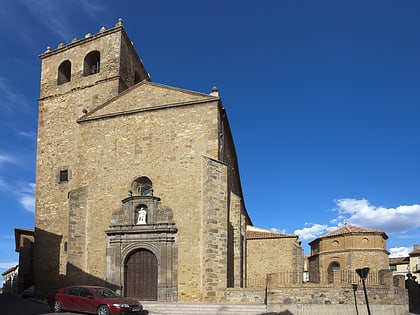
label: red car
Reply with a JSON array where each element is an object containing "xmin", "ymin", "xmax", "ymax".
[{"xmin": 47, "ymin": 285, "xmax": 143, "ymax": 315}]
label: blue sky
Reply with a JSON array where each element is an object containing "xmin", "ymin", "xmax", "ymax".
[{"xmin": 1, "ymin": 0, "xmax": 420, "ymax": 283}]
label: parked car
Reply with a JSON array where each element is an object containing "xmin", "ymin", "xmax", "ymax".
[
  {"xmin": 47, "ymin": 285, "xmax": 143, "ymax": 315},
  {"xmin": 22, "ymin": 285, "xmax": 35, "ymax": 298}
]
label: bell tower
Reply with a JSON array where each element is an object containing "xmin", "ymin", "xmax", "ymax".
[
  {"xmin": 34, "ymin": 19, "xmax": 150, "ymax": 295},
  {"xmin": 39, "ymin": 18, "xmax": 150, "ymax": 113}
]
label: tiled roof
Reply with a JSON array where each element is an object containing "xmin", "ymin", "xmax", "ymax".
[
  {"xmin": 323, "ymin": 225, "xmax": 387, "ymax": 238},
  {"xmin": 410, "ymin": 247, "xmax": 420, "ymax": 256},
  {"xmin": 246, "ymin": 230, "xmax": 297, "ymax": 240},
  {"xmin": 389, "ymin": 256, "xmax": 409, "ymax": 265}
]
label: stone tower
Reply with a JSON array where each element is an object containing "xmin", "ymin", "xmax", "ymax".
[{"xmin": 34, "ymin": 20, "xmax": 252, "ymax": 301}]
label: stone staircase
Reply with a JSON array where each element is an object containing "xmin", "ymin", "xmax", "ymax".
[{"xmin": 141, "ymin": 302, "xmax": 268, "ymax": 315}]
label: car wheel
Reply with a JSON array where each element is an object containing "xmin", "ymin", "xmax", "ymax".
[
  {"xmin": 51, "ymin": 300, "xmax": 62, "ymax": 313},
  {"xmin": 97, "ymin": 305, "xmax": 110, "ymax": 315}
]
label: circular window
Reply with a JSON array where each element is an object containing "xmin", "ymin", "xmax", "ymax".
[{"xmin": 332, "ymin": 240, "xmax": 339, "ymax": 247}]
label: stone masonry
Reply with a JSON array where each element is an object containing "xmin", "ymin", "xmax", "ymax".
[{"xmin": 34, "ymin": 20, "xmax": 284, "ymax": 301}]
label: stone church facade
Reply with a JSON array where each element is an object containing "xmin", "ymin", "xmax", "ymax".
[{"xmin": 34, "ymin": 20, "xmax": 303, "ymax": 301}]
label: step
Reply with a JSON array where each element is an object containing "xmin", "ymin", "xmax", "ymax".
[{"xmin": 141, "ymin": 302, "xmax": 267, "ymax": 315}]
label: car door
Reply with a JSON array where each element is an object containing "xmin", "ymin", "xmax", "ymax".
[
  {"xmin": 79, "ymin": 287, "xmax": 97, "ymax": 313},
  {"xmin": 62, "ymin": 287, "xmax": 81, "ymax": 311}
]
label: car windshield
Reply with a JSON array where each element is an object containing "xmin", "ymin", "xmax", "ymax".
[{"xmin": 91, "ymin": 288, "xmax": 119, "ymax": 298}]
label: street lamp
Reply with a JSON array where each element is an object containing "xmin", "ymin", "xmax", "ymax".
[
  {"xmin": 352, "ymin": 284, "xmax": 359, "ymax": 315},
  {"xmin": 356, "ymin": 267, "xmax": 371, "ymax": 315}
]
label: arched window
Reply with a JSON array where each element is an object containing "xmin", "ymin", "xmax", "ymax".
[
  {"xmin": 57, "ymin": 60, "xmax": 71, "ymax": 85},
  {"xmin": 132, "ymin": 176, "xmax": 153, "ymax": 196},
  {"xmin": 83, "ymin": 50, "xmax": 100, "ymax": 76}
]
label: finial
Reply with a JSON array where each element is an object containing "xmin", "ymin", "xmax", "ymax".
[
  {"xmin": 116, "ymin": 18, "xmax": 123, "ymax": 27},
  {"xmin": 71, "ymin": 38, "xmax": 77, "ymax": 43},
  {"xmin": 99, "ymin": 26, "xmax": 106, "ymax": 33},
  {"xmin": 210, "ymin": 86, "xmax": 219, "ymax": 97},
  {"xmin": 85, "ymin": 33, "xmax": 91, "ymax": 38},
  {"xmin": 45, "ymin": 46, "xmax": 51, "ymax": 53},
  {"xmin": 57, "ymin": 43, "xmax": 64, "ymax": 48}
]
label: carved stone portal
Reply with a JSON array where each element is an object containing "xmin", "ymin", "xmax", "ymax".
[{"xmin": 106, "ymin": 194, "xmax": 178, "ymax": 301}]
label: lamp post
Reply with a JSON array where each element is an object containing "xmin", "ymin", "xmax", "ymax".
[
  {"xmin": 356, "ymin": 267, "xmax": 371, "ymax": 315},
  {"xmin": 352, "ymin": 284, "xmax": 359, "ymax": 315}
]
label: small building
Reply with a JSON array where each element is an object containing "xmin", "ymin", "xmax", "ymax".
[
  {"xmin": 14, "ymin": 228, "xmax": 34, "ymax": 293},
  {"xmin": 2, "ymin": 265, "xmax": 19, "ymax": 294},
  {"xmin": 409, "ymin": 244, "xmax": 420, "ymax": 280},
  {"xmin": 308, "ymin": 225, "xmax": 389, "ymax": 283},
  {"xmin": 246, "ymin": 226, "xmax": 303, "ymax": 286},
  {"xmin": 389, "ymin": 256, "xmax": 409, "ymax": 278}
]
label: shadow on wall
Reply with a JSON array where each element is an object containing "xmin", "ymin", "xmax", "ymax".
[
  {"xmin": 407, "ymin": 278, "xmax": 420, "ymax": 312},
  {"xmin": 34, "ymin": 228, "xmax": 117, "ymax": 300}
]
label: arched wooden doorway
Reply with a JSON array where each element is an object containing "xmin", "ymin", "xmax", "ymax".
[{"xmin": 125, "ymin": 249, "xmax": 158, "ymax": 300}]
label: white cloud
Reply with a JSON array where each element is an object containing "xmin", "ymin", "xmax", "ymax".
[
  {"xmin": 389, "ymin": 247, "xmax": 411, "ymax": 258},
  {"xmin": 294, "ymin": 223, "xmax": 330, "ymax": 240},
  {"xmin": 294, "ymin": 199, "xmax": 420, "ymax": 243},
  {"xmin": 16, "ymin": 130, "xmax": 36, "ymax": 139},
  {"xmin": 335, "ymin": 198, "xmax": 420, "ymax": 234},
  {"xmin": 18, "ymin": 183, "xmax": 35, "ymax": 213}
]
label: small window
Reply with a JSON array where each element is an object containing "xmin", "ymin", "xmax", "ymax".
[
  {"xmin": 59, "ymin": 170, "xmax": 69, "ymax": 183},
  {"xmin": 84, "ymin": 50, "xmax": 100, "ymax": 76},
  {"xmin": 57, "ymin": 60, "xmax": 71, "ymax": 85}
]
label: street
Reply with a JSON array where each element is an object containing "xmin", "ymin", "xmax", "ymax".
[
  {"xmin": 0, "ymin": 294, "xmax": 150, "ymax": 315},
  {"xmin": 0, "ymin": 294, "xmax": 72, "ymax": 315}
]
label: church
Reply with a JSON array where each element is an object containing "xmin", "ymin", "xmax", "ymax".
[{"xmin": 34, "ymin": 19, "xmax": 303, "ymax": 301}]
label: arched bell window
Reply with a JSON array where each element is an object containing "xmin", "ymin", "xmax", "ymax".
[
  {"xmin": 83, "ymin": 50, "xmax": 100, "ymax": 76},
  {"xmin": 132, "ymin": 176, "xmax": 153, "ymax": 196},
  {"xmin": 57, "ymin": 60, "xmax": 71, "ymax": 85}
]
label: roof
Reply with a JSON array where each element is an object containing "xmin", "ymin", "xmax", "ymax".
[
  {"xmin": 309, "ymin": 225, "xmax": 388, "ymax": 245},
  {"xmin": 389, "ymin": 256, "xmax": 409, "ymax": 265},
  {"xmin": 1, "ymin": 265, "xmax": 18, "ymax": 276},
  {"xmin": 410, "ymin": 246, "xmax": 420, "ymax": 256},
  {"xmin": 77, "ymin": 81, "xmax": 220, "ymax": 123},
  {"xmin": 323, "ymin": 225, "xmax": 388, "ymax": 238},
  {"xmin": 246, "ymin": 226, "xmax": 298, "ymax": 240},
  {"xmin": 14, "ymin": 228, "xmax": 34, "ymax": 252}
]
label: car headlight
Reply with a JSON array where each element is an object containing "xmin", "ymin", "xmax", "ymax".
[{"xmin": 113, "ymin": 303, "xmax": 130, "ymax": 308}]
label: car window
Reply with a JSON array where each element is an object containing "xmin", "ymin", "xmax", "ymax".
[
  {"xmin": 91, "ymin": 287, "xmax": 118, "ymax": 298},
  {"xmin": 65, "ymin": 287, "xmax": 81, "ymax": 296},
  {"xmin": 79, "ymin": 288, "xmax": 92, "ymax": 298}
]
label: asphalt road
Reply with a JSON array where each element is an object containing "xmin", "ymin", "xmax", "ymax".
[
  {"xmin": 0, "ymin": 293, "xmax": 149, "ymax": 315},
  {"xmin": 0, "ymin": 294, "xmax": 74, "ymax": 315}
]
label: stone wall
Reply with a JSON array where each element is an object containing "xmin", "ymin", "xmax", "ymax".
[
  {"xmin": 247, "ymin": 236, "xmax": 303, "ymax": 284},
  {"xmin": 266, "ymin": 270, "xmax": 408, "ymax": 314}
]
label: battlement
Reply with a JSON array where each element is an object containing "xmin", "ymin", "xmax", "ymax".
[{"xmin": 40, "ymin": 18, "xmax": 125, "ymax": 59}]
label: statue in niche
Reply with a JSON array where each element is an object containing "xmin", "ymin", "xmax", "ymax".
[{"xmin": 137, "ymin": 207, "xmax": 147, "ymax": 225}]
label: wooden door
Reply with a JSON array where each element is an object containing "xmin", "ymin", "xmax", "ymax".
[{"xmin": 125, "ymin": 249, "xmax": 158, "ymax": 300}]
